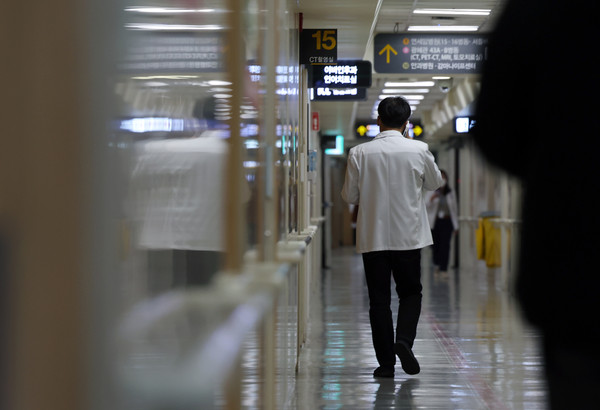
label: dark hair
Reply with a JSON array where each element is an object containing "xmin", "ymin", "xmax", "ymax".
[
  {"xmin": 192, "ymin": 96, "xmax": 216, "ymax": 121},
  {"xmin": 440, "ymin": 169, "xmax": 452, "ymax": 195},
  {"xmin": 377, "ymin": 96, "xmax": 411, "ymax": 128}
]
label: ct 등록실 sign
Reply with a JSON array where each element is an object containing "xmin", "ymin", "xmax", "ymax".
[{"xmin": 300, "ymin": 29, "xmax": 337, "ymax": 65}]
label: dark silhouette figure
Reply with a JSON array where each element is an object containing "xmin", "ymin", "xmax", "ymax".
[{"xmin": 473, "ymin": 1, "xmax": 600, "ymax": 408}]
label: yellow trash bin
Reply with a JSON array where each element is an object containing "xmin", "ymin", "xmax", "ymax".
[{"xmin": 476, "ymin": 216, "xmax": 502, "ymax": 268}]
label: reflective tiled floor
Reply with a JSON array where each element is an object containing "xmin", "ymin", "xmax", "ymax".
[{"xmin": 291, "ymin": 247, "xmax": 547, "ymax": 409}]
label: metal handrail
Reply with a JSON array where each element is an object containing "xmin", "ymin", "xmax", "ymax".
[{"xmin": 116, "ymin": 262, "xmax": 292, "ymax": 408}]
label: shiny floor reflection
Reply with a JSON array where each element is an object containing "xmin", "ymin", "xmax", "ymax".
[{"xmin": 291, "ymin": 247, "xmax": 547, "ymax": 409}]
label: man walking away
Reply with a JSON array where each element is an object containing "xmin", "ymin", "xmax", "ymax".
[{"xmin": 342, "ymin": 96, "xmax": 443, "ymax": 378}]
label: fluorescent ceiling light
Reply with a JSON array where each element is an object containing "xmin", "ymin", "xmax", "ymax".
[
  {"xmin": 408, "ymin": 25, "xmax": 479, "ymax": 32},
  {"xmin": 384, "ymin": 81, "xmax": 434, "ymax": 87},
  {"xmin": 379, "ymin": 94, "xmax": 424, "ymax": 100},
  {"xmin": 144, "ymin": 82, "xmax": 168, "ymax": 87},
  {"xmin": 125, "ymin": 7, "xmax": 217, "ymax": 14},
  {"xmin": 208, "ymin": 80, "xmax": 232, "ymax": 86},
  {"xmin": 413, "ymin": 8, "xmax": 491, "ymax": 16},
  {"xmin": 132, "ymin": 75, "xmax": 199, "ymax": 80},
  {"xmin": 125, "ymin": 23, "xmax": 225, "ymax": 31},
  {"xmin": 432, "ymin": 76, "xmax": 451, "ymax": 80},
  {"xmin": 382, "ymin": 88, "xmax": 430, "ymax": 94}
]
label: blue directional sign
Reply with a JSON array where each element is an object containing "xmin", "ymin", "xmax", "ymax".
[{"xmin": 374, "ymin": 33, "xmax": 488, "ymax": 74}]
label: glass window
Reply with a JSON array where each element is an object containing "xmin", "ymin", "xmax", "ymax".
[{"xmin": 114, "ymin": 3, "xmax": 233, "ymax": 300}]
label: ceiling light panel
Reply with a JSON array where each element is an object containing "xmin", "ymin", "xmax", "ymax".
[
  {"xmin": 384, "ymin": 81, "xmax": 435, "ymax": 87},
  {"xmin": 378, "ymin": 95, "xmax": 425, "ymax": 100},
  {"xmin": 413, "ymin": 8, "xmax": 491, "ymax": 16},
  {"xmin": 125, "ymin": 23, "xmax": 225, "ymax": 31},
  {"xmin": 125, "ymin": 7, "xmax": 219, "ymax": 14},
  {"xmin": 375, "ymin": 0, "xmax": 503, "ymax": 34},
  {"xmin": 382, "ymin": 88, "xmax": 430, "ymax": 94},
  {"xmin": 407, "ymin": 25, "xmax": 479, "ymax": 32}
]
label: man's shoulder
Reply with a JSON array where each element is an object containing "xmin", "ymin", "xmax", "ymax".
[
  {"xmin": 349, "ymin": 136, "xmax": 430, "ymax": 156},
  {"xmin": 377, "ymin": 135, "xmax": 430, "ymax": 151},
  {"xmin": 408, "ymin": 138, "xmax": 429, "ymax": 151},
  {"xmin": 348, "ymin": 140, "xmax": 373, "ymax": 155}
]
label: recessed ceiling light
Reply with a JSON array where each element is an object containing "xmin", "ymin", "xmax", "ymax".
[
  {"xmin": 125, "ymin": 23, "xmax": 225, "ymax": 31},
  {"xmin": 144, "ymin": 82, "xmax": 168, "ymax": 87},
  {"xmin": 379, "ymin": 95, "xmax": 424, "ymax": 100},
  {"xmin": 132, "ymin": 75, "xmax": 199, "ymax": 80},
  {"xmin": 384, "ymin": 81, "xmax": 434, "ymax": 87},
  {"xmin": 413, "ymin": 8, "xmax": 491, "ymax": 16},
  {"xmin": 382, "ymin": 88, "xmax": 430, "ymax": 94},
  {"xmin": 125, "ymin": 7, "xmax": 218, "ymax": 14},
  {"xmin": 407, "ymin": 25, "xmax": 479, "ymax": 32},
  {"xmin": 208, "ymin": 80, "xmax": 232, "ymax": 86}
]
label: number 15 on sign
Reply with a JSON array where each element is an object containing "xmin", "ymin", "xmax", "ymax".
[
  {"xmin": 311, "ymin": 30, "xmax": 336, "ymax": 50},
  {"xmin": 300, "ymin": 29, "xmax": 337, "ymax": 65}
]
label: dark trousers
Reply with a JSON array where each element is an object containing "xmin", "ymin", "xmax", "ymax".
[
  {"xmin": 362, "ymin": 249, "xmax": 423, "ymax": 368},
  {"xmin": 148, "ymin": 250, "xmax": 222, "ymax": 295},
  {"xmin": 432, "ymin": 218, "xmax": 454, "ymax": 271}
]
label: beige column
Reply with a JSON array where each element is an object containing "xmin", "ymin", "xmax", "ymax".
[{"xmin": 0, "ymin": 2, "xmax": 87, "ymax": 409}]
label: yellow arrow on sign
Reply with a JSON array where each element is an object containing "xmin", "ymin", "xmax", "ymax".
[{"xmin": 378, "ymin": 44, "xmax": 398, "ymax": 63}]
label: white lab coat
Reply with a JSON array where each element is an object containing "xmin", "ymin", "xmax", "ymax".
[
  {"xmin": 131, "ymin": 131, "xmax": 230, "ymax": 251},
  {"xmin": 425, "ymin": 189, "xmax": 459, "ymax": 231},
  {"xmin": 341, "ymin": 130, "xmax": 443, "ymax": 253}
]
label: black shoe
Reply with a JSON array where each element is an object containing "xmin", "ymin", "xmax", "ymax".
[
  {"xmin": 373, "ymin": 366, "xmax": 395, "ymax": 378},
  {"xmin": 394, "ymin": 342, "xmax": 420, "ymax": 375}
]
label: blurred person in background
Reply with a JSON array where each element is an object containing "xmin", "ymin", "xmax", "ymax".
[
  {"xmin": 473, "ymin": 0, "xmax": 600, "ymax": 408},
  {"xmin": 426, "ymin": 169, "xmax": 458, "ymax": 276},
  {"xmin": 132, "ymin": 97, "xmax": 230, "ymax": 293}
]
